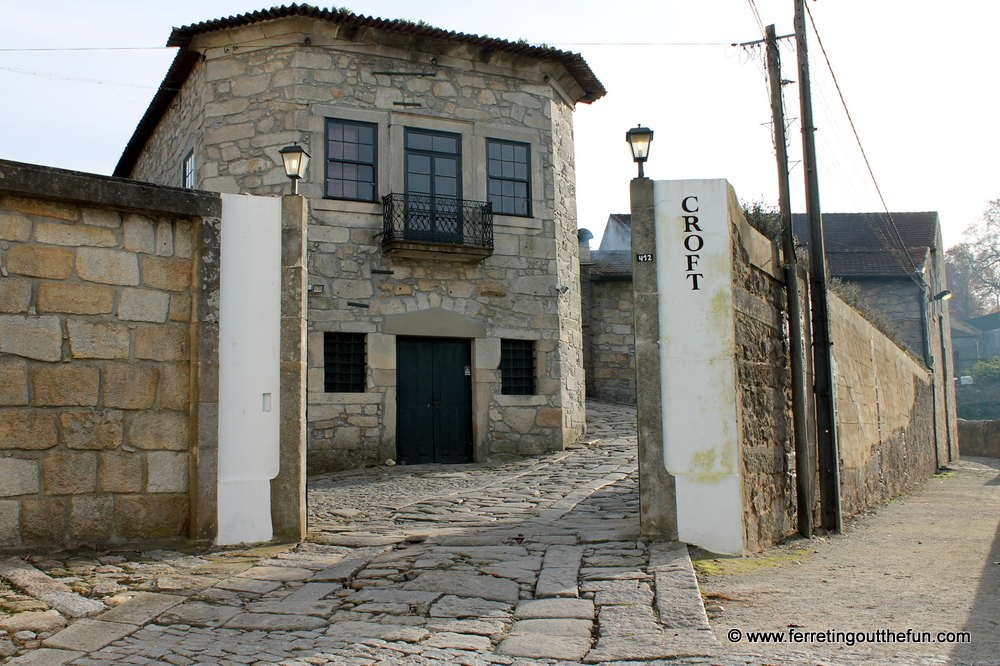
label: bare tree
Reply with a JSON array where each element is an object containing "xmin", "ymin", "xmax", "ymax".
[
  {"xmin": 954, "ymin": 200, "xmax": 1000, "ymax": 314},
  {"xmin": 946, "ymin": 243, "xmax": 991, "ymax": 319}
]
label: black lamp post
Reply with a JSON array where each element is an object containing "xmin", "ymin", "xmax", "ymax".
[
  {"xmin": 279, "ymin": 144, "xmax": 311, "ymax": 195},
  {"xmin": 625, "ymin": 125, "xmax": 654, "ymax": 178}
]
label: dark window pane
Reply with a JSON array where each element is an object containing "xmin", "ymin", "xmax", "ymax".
[
  {"xmin": 514, "ymin": 162, "xmax": 528, "ymax": 180},
  {"xmin": 409, "ymin": 174, "xmax": 431, "ymax": 193},
  {"xmin": 359, "ymin": 144, "xmax": 374, "ymax": 163},
  {"xmin": 408, "ymin": 132, "xmax": 432, "ymax": 150},
  {"xmin": 327, "ymin": 180, "xmax": 343, "ymax": 197},
  {"xmin": 435, "ymin": 176, "xmax": 457, "ymax": 197},
  {"xmin": 435, "ymin": 157, "xmax": 456, "ymax": 177},
  {"xmin": 433, "ymin": 135, "xmax": 457, "ymax": 153},
  {"xmin": 409, "ymin": 154, "xmax": 431, "ymax": 174}
]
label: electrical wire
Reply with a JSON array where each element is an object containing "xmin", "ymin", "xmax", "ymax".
[
  {"xmin": 0, "ymin": 66, "xmax": 158, "ymax": 89},
  {"xmin": 804, "ymin": 2, "xmax": 926, "ymax": 289},
  {"xmin": 746, "ymin": 0, "xmax": 767, "ymax": 38}
]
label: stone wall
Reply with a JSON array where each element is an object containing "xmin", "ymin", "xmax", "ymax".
[
  {"xmin": 127, "ymin": 17, "xmax": 588, "ymax": 472},
  {"xmin": 957, "ymin": 419, "xmax": 1000, "ymax": 457},
  {"xmin": 851, "ymin": 278, "xmax": 925, "ymax": 357},
  {"xmin": 829, "ymin": 293, "xmax": 937, "ymax": 517},
  {"xmin": 956, "ymin": 383, "xmax": 1000, "ymax": 421},
  {"xmin": 581, "ymin": 277, "xmax": 635, "ymax": 403},
  {"xmin": 0, "ymin": 161, "xmax": 219, "ymax": 549},
  {"xmin": 729, "ymin": 203, "xmax": 797, "ymax": 553}
]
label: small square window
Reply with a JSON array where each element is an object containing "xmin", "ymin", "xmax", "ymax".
[
  {"xmin": 324, "ymin": 332, "xmax": 366, "ymax": 392},
  {"xmin": 500, "ymin": 339, "xmax": 535, "ymax": 395}
]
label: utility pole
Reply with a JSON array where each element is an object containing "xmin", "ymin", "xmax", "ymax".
[
  {"xmin": 794, "ymin": 0, "xmax": 842, "ymax": 532},
  {"xmin": 765, "ymin": 24, "xmax": 812, "ymax": 538}
]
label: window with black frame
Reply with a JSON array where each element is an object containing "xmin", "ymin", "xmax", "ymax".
[
  {"xmin": 324, "ymin": 332, "xmax": 366, "ymax": 393},
  {"xmin": 487, "ymin": 139, "xmax": 531, "ymax": 217},
  {"xmin": 500, "ymin": 339, "xmax": 536, "ymax": 395},
  {"xmin": 325, "ymin": 119, "xmax": 377, "ymax": 202},
  {"xmin": 404, "ymin": 127, "xmax": 462, "ymax": 243}
]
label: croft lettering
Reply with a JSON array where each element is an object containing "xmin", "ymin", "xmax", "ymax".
[{"xmin": 681, "ymin": 196, "xmax": 704, "ymax": 290}]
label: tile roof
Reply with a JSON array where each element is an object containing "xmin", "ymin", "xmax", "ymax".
[
  {"xmin": 792, "ymin": 212, "xmax": 939, "ymax": 277},
  {"xmin": 968, "ymin": 311, "xmax": 1000, "ymax": 332},
  {"xmin": 589, "ymin": 250, "xmax": 633, "ymax": 278},
  {"xmin": 114, "ymin": 4, "xmax": 605, "ymax": 177}
]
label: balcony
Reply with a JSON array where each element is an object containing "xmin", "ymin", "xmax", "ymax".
[{"xmin": 381, "ymin": 193, "xmax": 493, "ymax": 262}]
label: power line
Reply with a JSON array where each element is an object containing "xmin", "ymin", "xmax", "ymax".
[
  {"xmin": 746, "ymin": 0, "xmax": 766, "ymax": 37},
  {"xmin": 804, "ymin": 2, "xmax": 926, "ymax": 289},
  {"xmin": 0, "ymin": 66, "xmax": 160, "ymax": 89}
]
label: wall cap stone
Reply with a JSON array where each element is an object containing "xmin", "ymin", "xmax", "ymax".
[{"xmin": 0, "ymin": 159, "xmax": 221, "ymax": 219}]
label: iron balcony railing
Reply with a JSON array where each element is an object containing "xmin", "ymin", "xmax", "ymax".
[{"xmin": 382, "ymin": 193, "xmax": 493, "ymax": 249}]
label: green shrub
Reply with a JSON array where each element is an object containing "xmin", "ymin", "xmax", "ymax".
[
  {"xmin": 971, "ymin": 356, "xmax": 1000, "ymax": 384},
  {"xmin": 740, "ymin": 199, "xmax": 782, "ymax": 244}
]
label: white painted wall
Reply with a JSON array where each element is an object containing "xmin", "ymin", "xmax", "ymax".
[
  {"xmin": 653, "ymin": 179, "xmax": 744, "ymax": 555},
  {"xmin": 217, "ymin": 193, "xmax": 282, "ymax": 545}
]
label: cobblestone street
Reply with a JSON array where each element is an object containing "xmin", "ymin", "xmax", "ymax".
[{"xmin": 0, "ymin": 401, "xmax": 985, "ymax": 666}]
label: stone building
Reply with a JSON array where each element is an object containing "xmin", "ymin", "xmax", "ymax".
[
  {"xmin": 114, "ymin": 6, "xmax": 605, "ymax": 473},
  {"xmin": 580, "ymin": 249, "xmax": 635, "ymax": 403},
  {"xmin": 791, "ymin": 212, "xmax": 952, "ymax": 366}
]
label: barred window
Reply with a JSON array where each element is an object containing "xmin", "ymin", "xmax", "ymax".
[
  {"xmin": 325, "ymin": 119, "xmax": 377, "ymax": 202},
  {"xmin": 487, "ymin": 139, "xmax": 531, "ymax": 217},
  {"xmin": 324, "ymin": 332, "xmax": 366, "ymax": 393},
  {"xmin": 500, "ymin": 339, "xmax": 535, "ymax": 395}
]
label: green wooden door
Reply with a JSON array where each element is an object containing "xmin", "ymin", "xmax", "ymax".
[{"xmin": 396, "ymin": 337, "xmax": 472, "ymax": 464}]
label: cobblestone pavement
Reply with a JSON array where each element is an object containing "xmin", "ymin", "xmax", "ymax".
[{"xmin": 0, "ymin": 401, "xmax": 972, "ymax": 666}]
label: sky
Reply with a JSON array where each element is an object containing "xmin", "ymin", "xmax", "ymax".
[{"xmin": 1, "ymin": 0, "xmax": 998, "ymax": 250}]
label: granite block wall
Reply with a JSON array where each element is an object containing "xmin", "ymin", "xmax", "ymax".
[{"xmin": 0, "ymin": 194, "xmax": 198, "ymax": 547}]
